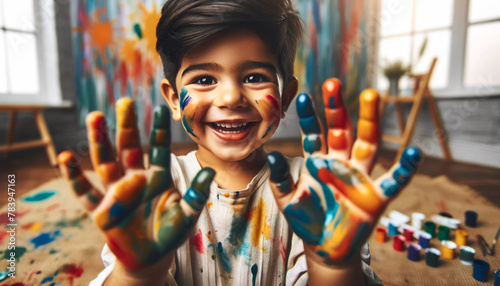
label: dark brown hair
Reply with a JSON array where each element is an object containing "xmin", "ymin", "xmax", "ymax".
[{"xmin": 155, "ymin": 0, "xmax": 303, "ymax": 106}]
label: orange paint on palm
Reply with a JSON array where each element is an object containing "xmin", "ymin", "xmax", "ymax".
[
  {"xmin": 328, "ymin": 130, "xmax": 348, "ymax": 150},
  {"xmin": 317, "ymin": 168, "xmax": 382, "ymax": 216},
  {"xmin": 113, "ymin": 174, "xmax": 146, "ymax": 203},
  {"xmin": 106, "ymin": 229, "xmax": 140, "ymax": 269},
  {"xmin": 96, "ymin": 162, "xmax": 121, "ymax": 184},
  {"xmin": 249, "ymin": 198, "xmax": 272, "ymax": 248}
]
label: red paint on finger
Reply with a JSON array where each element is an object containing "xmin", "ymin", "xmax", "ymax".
[
  {"xmin": 325, "ymin": 109, "xmax": 347, "ymax": 128},
  {"xmin": 328, "ymin": 130, "xmax": 348, "ymax": 150},
  {"xmin": 322, "ymin": 78, "xmax": 343, "ymax": 109},
  {"xmin": 122, "ymin": 148, "xmax": 143, "ymax": 167}
]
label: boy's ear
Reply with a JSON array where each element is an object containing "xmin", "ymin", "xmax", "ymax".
[
  {"xmin": 161, "ymin": 78, "xmax": 181, "ymax": 121},
  {"xmin": 281, "ymin": 76, "xmax": 299, "ymax": 117}
]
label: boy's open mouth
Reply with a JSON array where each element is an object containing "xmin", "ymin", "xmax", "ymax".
[{"xmin": 209, "ymin": 122, "xmax": 254, "ymax": 133}]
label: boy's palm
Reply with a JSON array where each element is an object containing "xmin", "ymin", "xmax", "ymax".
[
  {"xmin": 58, "ymin": 98, "xmax": 214, "ymax": 270},
  {"xmin": 268, "ymin": 78, "xmax": 422, "ymax": 266}
]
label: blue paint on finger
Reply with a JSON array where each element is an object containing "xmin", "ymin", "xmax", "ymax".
[
  {"xmin": 393, "ymin": 165, "xmax": 411, "ymax": 185},
  {"xmin": 381, "ymin": 177, "xmax": 399, "ymax": 197},
  {"xmin": 303, "ymin": 135, "xmax": 321, "ymax": 153},
  {"xmin": 297, "ymin": 93, "xmax": 321, "ymax": 134},
  {"xmin": 400, "ymin": 146, "xmax": 423, "ymax": 170},
  {"xmin": 284, "ymin": 187, "xmax": 325, "ymax": 245},
  {"xmin": 109, "ymin": 202, "xmax": 126, "ymax": 221}
]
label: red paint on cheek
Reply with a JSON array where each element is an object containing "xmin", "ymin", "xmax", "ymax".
[
  {"xmin": 190, "ymin": 228, "xmax": 205, "ymax": 254},
  {"xmin": 266, "ymin": 94, "xmax": 279, "ymax": 110}
]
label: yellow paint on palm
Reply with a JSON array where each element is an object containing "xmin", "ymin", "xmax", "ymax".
[
  {"xmin": 113, "ymin": 174, "xmax": 147, "ymax": 203},
  {"xmin": 249, "ymin": 198, "xmax": 272, "ymax": 248},
  {"xmin": 154, "ymin": 190, "xmax": 173, "ymax": 234},
  {"xmin": 339, "ymin": 181, "xmax": 383, "ymax": 216}
]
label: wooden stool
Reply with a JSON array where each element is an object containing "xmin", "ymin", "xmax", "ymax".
[
  {"xmin": 379, "ymin": 58, "xmax": 452, "ymax": 164},
  {"xmin": 0, "ymin": 105, "xmax": 58, "ymax": 167}
]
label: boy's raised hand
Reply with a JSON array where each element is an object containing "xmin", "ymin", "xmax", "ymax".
[
  {"xmin": 58, "ymin": 98, "xmax": 214, "ymax": 271},
  {"xmin": 268, "ymin": 78, "xmax": 422, "ymax": 266}
]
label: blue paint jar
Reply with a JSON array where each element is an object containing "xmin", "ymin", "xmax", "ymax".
[
  {"xmin": 472, "ymin": 259, "xmax": 490, "ymax": 282},
  {"xmin": 465, "ymin": 210, "xmax": 478, "ymax": 227},
  {"xmin": 418, "ymin": 232, "xmax": 432, "ymax": 249}
]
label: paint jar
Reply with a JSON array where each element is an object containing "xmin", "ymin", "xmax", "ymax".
[
  {"xmin": 439, "ymin": 211, "xmax": 453, "ymax": 218},
  {"xmin": 438, "ymin": 225, "xmax": 450, "ymax": 241},
  {"xmin": 411, "ymin": 212, "xmax": 425, "ymax": 230},
  {"xmin": 441, "ymin": 240, "xmax": 457, "ymax": 260},
  {"xmin": 403, "ymin": 228, "xmax": 414, "ymax": 242},
  {"xmin": 424, "ymin": 221, "xmax": 436, "ymax": 238},
  {"xmin": 407, "ymin": 243, "xmax": 422, "ymax": 262},
  {"xmin": 455, "ymin": 229, "xmax": 468, "ymax": 247},
  {"xmin": 388, "ymin": 221, "xmax": 399, "ymax": 236},
  {"xmin": 459, "ymin": 246, "xmax": 475, "ymax": 266},
  {"xmin": 376, "ymin": 227, "xmax": 387, "ymax": 243},
  {"xmin": 425, "ymin": 248, "xmax": 441, "ymax": 267},
  {"xmin": 465, "ymin": 210, "xmax": 478, "ymax": 227},
  {"xmin": 418, "ymin": 232, "xmax": 432, "ymax": 249},
  {"xmin": 494, "ymin": 269, "xmax": 500, "ymax": 286},
  {"xmin": 393, "ymin": 235, "xmax": 405, "ymax": 252},
  {"xmin": 472, "ymin": 259, "xmax": 490, "ymax": 282}
]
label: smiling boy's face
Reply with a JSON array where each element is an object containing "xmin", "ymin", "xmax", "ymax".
[{"xmin": 161, "ymin": 29, "xmax": 297, "ymax": 163}]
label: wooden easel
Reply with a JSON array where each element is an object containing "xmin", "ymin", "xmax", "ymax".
[
  {"xmin": 379, "ymin": 58, "xmax": 452, "ymax": 163},
  {"xmin": 0, "ymin": 105, "xmax": 58, "ymax": 166}
]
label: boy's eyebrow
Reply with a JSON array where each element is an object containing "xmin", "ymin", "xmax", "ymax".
[
  {"xmin": 241, "ymin": 61, "xmax": 278, "ymax": 75},
  {"xmin": 181, "ymin": 63, "xmax": 222, "ymax": 77}
]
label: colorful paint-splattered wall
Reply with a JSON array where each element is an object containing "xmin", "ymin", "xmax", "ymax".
[
  {"xmin": 71, "ymin": 0, "xmax": 164, "ymax": 139},
  {"xmin": 71, "ymin": 0, "xmax": 369, "ymax": 138},
  {"xmin": 295, "ymin": 0, "xmax": 369, "ymax": 116}
]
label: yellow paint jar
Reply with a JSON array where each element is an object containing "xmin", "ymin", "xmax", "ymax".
[
  {"xmin": 441, "ymin": 240, "xmax": 457, "ymax": 260},
  {"xmin": 455, "ymin": 229, "xmax": 468, "ymax": 247}
]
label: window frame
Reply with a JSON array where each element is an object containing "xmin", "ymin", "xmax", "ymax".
[
  {"xmin": 0, "ymin": 0, "xmax": 63, "ymax": 106},
  {"xmin": 376, "ymin": 0, "xmax": 500, "ymax": 98}
]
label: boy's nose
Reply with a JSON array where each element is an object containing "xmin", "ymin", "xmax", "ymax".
[{"xmin": 214, "ymin": 83, "xmax": 248, "ymax": 109}]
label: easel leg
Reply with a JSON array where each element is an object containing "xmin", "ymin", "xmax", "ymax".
[{"xmin": 34, "ymin": 110, "xmax": 58, "ymax": 167}]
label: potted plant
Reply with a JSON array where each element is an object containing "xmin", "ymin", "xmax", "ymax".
[{"xmin": 381, "ymin": 59, "xmax": 411, "ymax": 96}]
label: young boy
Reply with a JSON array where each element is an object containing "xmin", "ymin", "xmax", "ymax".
[{"xmin": 58, "ymin": 0, "xmax": 422, "ymax": 285}]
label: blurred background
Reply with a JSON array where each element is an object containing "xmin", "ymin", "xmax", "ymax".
[{"xmin": 0, "ymin": 0, "xmax": 499, "ymax": 172}]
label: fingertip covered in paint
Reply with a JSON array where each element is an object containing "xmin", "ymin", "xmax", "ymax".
[
  {"xmin": 184, "ymin": 168, "xmax": 215, "ymax": 212},
  {"xmin": 267, "ymin": 152, "xmax": 292, "ymax": 193},
  {"xmin": 153, "ymin": 105, "xmax": 171, "ymax": 129},
  {"xmin": 400, "ymin": 146, "xmax": 423, "ymax": 170}
]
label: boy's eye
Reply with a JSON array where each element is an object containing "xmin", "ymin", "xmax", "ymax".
[
  {"xmin": 193, "ymin": 76, "xmax": 217, "ymax": 85},
  {"xmin": 244, "ymin": 74, "xmax": 269, "ymax": 83}
]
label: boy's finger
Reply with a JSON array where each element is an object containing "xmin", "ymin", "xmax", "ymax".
[
  {"xmin": 349, "ymin": 89, "xmax": 380, "ymax": 174},
  {"xmin": 58, "ymin": 151, "xmax": 103, "ymax": 211},
  {"xmin": 322, "ymin": 78, "xmax": 353, "ymax": 161},
  {"xmin": 180, "ymin": 168, "xmax": 215, "ymax": 215},
  {"xmin": 267, "ymin": 151, "xmax": 296, "ymax": 210},
  {"xmin": 116, "ymin": 98, "xmax": 144, "ymax": 169},
  {"xmin": 375, "ymin": 146, "xmax": 423, "ymax": 199},
  {"xmin": 149, "ymin": 106, "xmax": 171, "ymax": 170},
  {"xmin": 296, "ymin": 93, "xmax": 327, "ymax": 157},
  {"xmin": 86, "ymin": 112, "xmax": 122, "ymax": 184}
]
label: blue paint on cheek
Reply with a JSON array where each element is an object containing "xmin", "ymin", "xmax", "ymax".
[
  {"xmin": 181, "ymin": 96, "xmax": 191, "ymax": 111},
  {"xmin": 262, "ymin": 121, "xmax": 276, "ymax": 139},
  {"xmin": 303, "ymin": 135, "xmax": 321, "ymax": 153},
  {"xmin": 182, "ymin": 115, "xmax": 198, "ymax": 139},
  {"xmin": 284, "ymin": 187, "xmax": 325, "ymax": 245},
  {"xmin": 381, "ymin": 177, "xmax": 399, "ymax": 197}
]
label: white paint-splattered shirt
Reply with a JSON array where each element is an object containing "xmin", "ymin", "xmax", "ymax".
[{"xmin": 91, "ymin": 151, "xmax": 383, "ymax": 286}]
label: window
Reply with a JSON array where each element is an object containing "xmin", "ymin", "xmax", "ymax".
[
  {"xmin": 377, "ymin": 0, "xmax": 500, "ymax": 97},
  {"xmin": 0, "ymin": 0, "xmax": 62, "ymax": 105}
]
